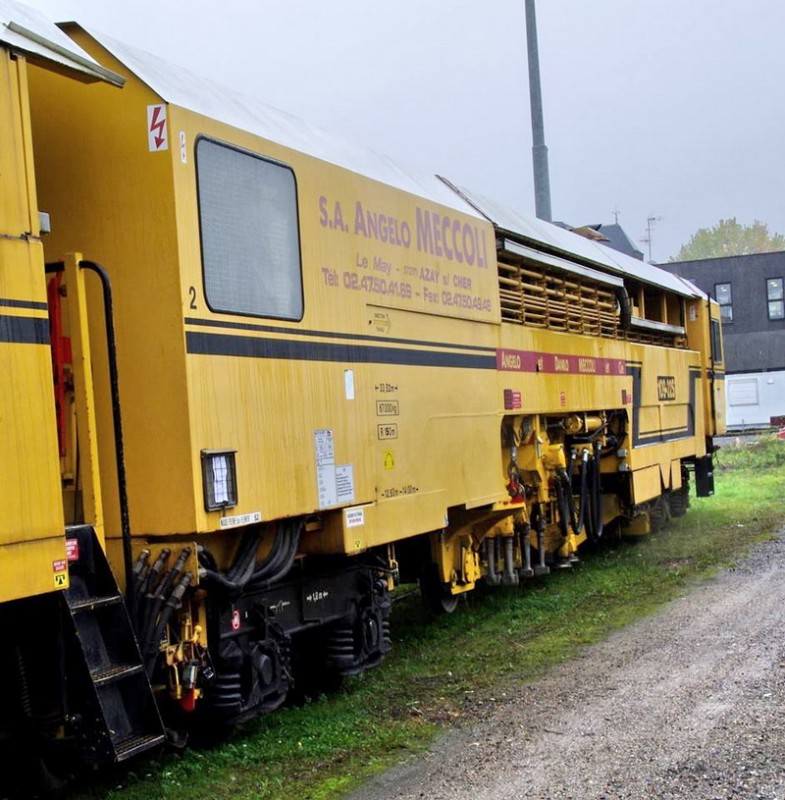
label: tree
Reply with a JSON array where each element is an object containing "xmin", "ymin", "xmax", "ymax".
[{"xmin": 670, "ymin": 218, "xmax": 785, "ymax": 262}]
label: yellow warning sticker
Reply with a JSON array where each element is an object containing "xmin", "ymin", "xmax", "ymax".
[
  {"xmin": 54, "ymin": 572, "xmax": 69, "ymax": 589},
  {"xmin": 383, "ymin": 451, "xmax": 395, "ymax": 470}
]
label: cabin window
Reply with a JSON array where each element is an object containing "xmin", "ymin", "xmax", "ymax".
[
  {"xmin": 766, "ymin": 277, "xmax": 784, "ymax": 321},
  {"xmin": 710, "ymin": 318, "xmax": 723, "ymax": 366},
  {"xmin": 196, "ymin": 138, "xmax": 303, "ymax": 320},
  {"xmin": 713, "ymin": 282, "xmax": 732, "ymax": 323}
]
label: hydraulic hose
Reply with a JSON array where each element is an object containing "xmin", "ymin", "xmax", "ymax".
[
  {"xmin": 131, "ymin": 549, "xmax": 150, "ymax": 582},
  {"xmin": 138, "ymin": 548, "xmax": 170, "ymax": 599},
  {"xmin": 197, "ymin": 544, "xmax": 217, "ymax": 572},
  {"xmin": 157, "ymin": 547, "xmax": 192, "ymax": 601},
  {"xmin": 616, "ymin": 286, "xmax": 632, "ymax": 329},
  {"xmin": 554, "ymin": 474, "xmax": 570, "ymax": 538},
  {"xmin": 576, "ymin": 449, "xmax": 589, "ymax": 535},
  {"xmin": 198, "ymin": 567, "xmax": 245, "ymax": 597},
  {"xmin": 144, "ymin": 573, "xmax": 193, "ymax": 676},
  {"xmin": 245, "ymin": 520, "xmax": 302, "ymax": 591},
  {"xmin": 247, "ymin": 527, "xmax": 291, "ymax": 583},
  {"xmin": 198, "ymin": 526, "xmax": 274, "ymax": 597},
  {"xmin": 136, "ymin": 548, "xmax": 170, "ymax": 630},
  {"xmin": 198, "ymin": 519, "xmax": 303, "ymax": 596},
  {"xmin": 227, "ymin": 527, "xmax": 263, "ymax": 583},
  {"xmin": 139, "ymin": 547, "xmax": 190, "ymax": 653},
  {"xmin": 586, "ymin": 442, "xmax": 604, "ymax": 543}
]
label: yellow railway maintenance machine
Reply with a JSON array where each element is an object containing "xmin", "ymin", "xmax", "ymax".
[{"xmin": 1, "ymin": 2, "xmax": 724, "ymax": 789}]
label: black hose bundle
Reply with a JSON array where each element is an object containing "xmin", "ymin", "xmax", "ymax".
[
  {"xmin": 585, "ymin": 441, "xmax": 604, "ymax": 543},
  {"xmin": 198, "ymin": 519, "xmax": 303, "ymax": 597},
  {"xmin": 226, "ymin": 527, "xmax": 264, "ymax": 585},
  {"xmin": 138, "ymin": 548, "xmax": 169, "ymax": 596},
  {"xmin": 555, "ymin": 449, "xmax": 589, "ymax": 538},
  {"xmin": 143, "ymin": 573, "xmax": 193, "ymax": 675},
  {"xmin": 132, "ymin": 546, "xmax": 192, "ymax": 676},
  {"xmin": 134, "ymin": 548, "xmax": 170, "ymax": 631},
  {"xmin": 245, "ymin": 519, "xmax": 301, "ymax": 591},
  {"xmin": 554, "ymin": 473, "xmax": 571, "ymax": 538},
  {"xmin": 139, "ymin": 548, "xmax": 192, "ymax": 655}
]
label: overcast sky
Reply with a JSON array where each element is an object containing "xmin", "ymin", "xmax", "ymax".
[{"xmin": 29, "ymin": 0, "xmax": 785, "ymax": 262}]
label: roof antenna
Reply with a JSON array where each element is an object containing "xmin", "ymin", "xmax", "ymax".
[{"xmin": 640, "ymin": 215, "xmax": 663, "ymax": 262}]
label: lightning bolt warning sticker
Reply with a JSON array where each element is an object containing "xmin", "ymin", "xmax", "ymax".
[{"xmin": 147, "ymin": 104, "xmax": 169, "ymax": 152}]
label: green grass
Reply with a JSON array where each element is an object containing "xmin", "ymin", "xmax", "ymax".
[{"xmin": 75, "ymin": 437, "xmax": 785, "ymax": 800}]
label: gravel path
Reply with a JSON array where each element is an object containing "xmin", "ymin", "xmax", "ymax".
[{"xmin": 346, "ymin": 530, "xmax": 785, "ymax": 800}]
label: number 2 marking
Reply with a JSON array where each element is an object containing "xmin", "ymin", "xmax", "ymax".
[{"xmin": 188, "ymin": 286, "xmax": 197, "ymax": 310}]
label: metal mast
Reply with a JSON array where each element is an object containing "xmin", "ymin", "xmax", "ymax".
[{"xmin": 525, "ymin": 0, "xmax": 552, "ymax": 222}]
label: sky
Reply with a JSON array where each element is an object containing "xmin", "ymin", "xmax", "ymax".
[{"xmin": 27, "ymin": 0, "xmax": 785, "ymax": 263}]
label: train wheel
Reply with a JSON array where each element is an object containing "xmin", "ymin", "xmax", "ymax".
[
  {"xmin": 20, "ymin": 751, "xmax": 70, "ymax": 799},
  {"xmin": 419, "ymin": 565, "xmax": 459, "ymax": 614},
  {"xmin": 668, "ymin": 487, "xmax": 690, "ymax": 517},
  {"xmin": 290, "ymin": 632, "xmax": 344, "ymax": 703},
  {"xmin": 648, "ymin": 495, "xmax": 672, "ymax": 532}
]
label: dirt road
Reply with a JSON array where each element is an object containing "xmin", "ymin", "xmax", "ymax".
[{"xmin": 346, "ymin": 532, "xmax": 785, "ymax": 800}]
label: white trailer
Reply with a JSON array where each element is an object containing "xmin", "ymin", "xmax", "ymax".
[{"xmin": 726, "ymin": 370, "xmax": 785, "ymax": 429}]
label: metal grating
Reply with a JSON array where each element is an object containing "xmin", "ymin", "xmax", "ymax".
[{"xmin": 498, "ymin": 256, "xmax": 685, "ymax": 348}]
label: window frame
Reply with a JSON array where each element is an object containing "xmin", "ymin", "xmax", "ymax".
[
  {"xmin": 766, "ymin": 277, "xmax": 784, "ymax": 321},
  {"xmin": 713, "ymin": 282, "xmax": 733, "ymax": 324},
  {"xmin": 195, "ymin": 135, "xmax": 304, "ymax": 322},
  {"xmin": 710, "ymin": 318, "xmax": 723, "ymax": 366}
]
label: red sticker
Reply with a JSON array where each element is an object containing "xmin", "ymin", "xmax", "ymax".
[
  {"xmin": 53, "ymin": 559, "xmax": 67, "ymax": 573},
  {"xmin": 503, "ymin": 389, "xmax": 522, "ymax": 410},
  {"xmin": 66, "ymin": 539, "xmax": 79, "ymax": 561}
]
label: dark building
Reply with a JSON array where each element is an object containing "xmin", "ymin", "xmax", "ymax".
[
  {"xmin": 595, "ymin": 223, "xmax": 645, "ymax": 261},
  {"xmin": 567, "ymin": 223, "xmax": 645, "ymax": 261},
  {"xmin": 662, "ymin": 250, "xmax": 785, "ymax": 428}
]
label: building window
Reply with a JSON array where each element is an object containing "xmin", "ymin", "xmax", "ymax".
[
  {"xmin": 196, "ymin": 137, "xmax": 303, "ymax": 320},
  {"xmin": 728, "ymin": 378, "xmax": 758, "ymax": 407},
  {"xmin": 766, "ymin": 278, "xmax": 784, "ymax": 321},
  {"xmin": 714, "ymin": 282, "xmax": 732, "ymax": 323}
]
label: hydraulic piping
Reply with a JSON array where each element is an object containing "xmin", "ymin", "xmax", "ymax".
[
  {"xmin": 198, "ymin": 519, "xmax": 303, "ymax": 597},
  {"xmin": 585, "ymin": 441, "xmax": 604, "ymax": 543}
]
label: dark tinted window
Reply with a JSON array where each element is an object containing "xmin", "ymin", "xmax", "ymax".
[
  {"xmin": 710, "ymin": 318, "xmax": 723, "ymax": 365},
  {"xmin": 197, "ymin": 138, "xmax": 302, "ymax": 320}
]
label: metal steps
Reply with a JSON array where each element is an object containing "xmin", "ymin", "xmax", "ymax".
[
  {"xmin": 69, "ymin": 594, "xmax": 123, "ymax": 613},
  {"xmin": 62, "ymin": 526, "xmax": 166, "ymax": 767},
  {"xmin": 91, "ymin": 663, "xmax": 144, "ymax": 687},
  {"xmin": 115, "ymin": 733, "xmax": 166, "ymax": 763}
]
